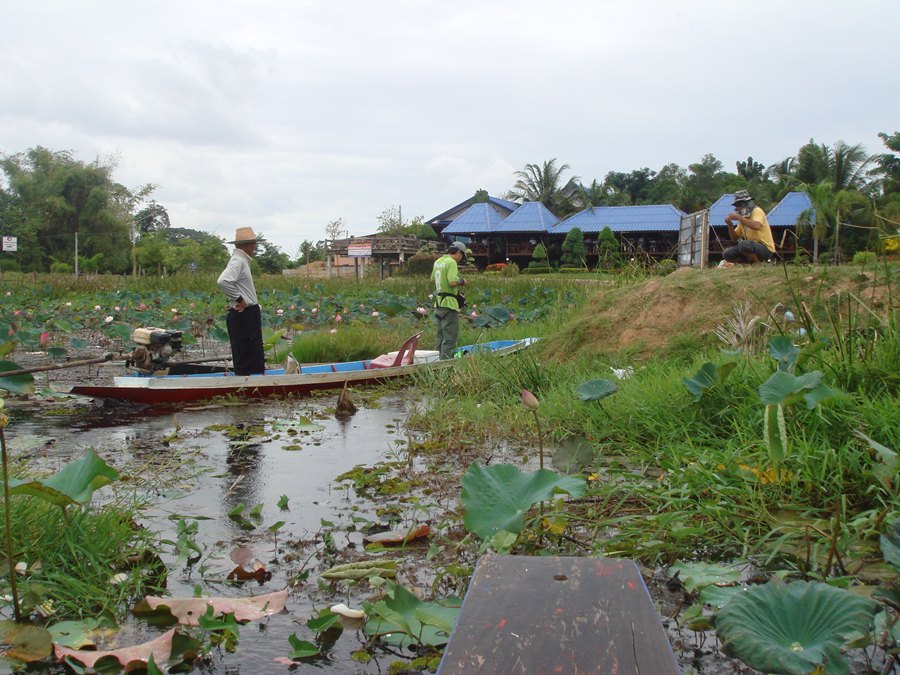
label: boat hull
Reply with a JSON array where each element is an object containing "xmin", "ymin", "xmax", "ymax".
[{"xmin": 63, "ymin": 338, "xmax": 537, "ymax": 405}]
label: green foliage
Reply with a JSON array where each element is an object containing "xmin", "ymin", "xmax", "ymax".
[
  {"xmin": 595, "ymin": 226, "xmax": 620, "ymax": 270},
  {"xmin": 531, "ymin": 242, "xmax": 547, "ymax": 261},
  {"xmin": 363, "ymin": 580, "xmax": 459, "ymax": 648},
  {"xmin": 5, "ymin": 449, "xmax": 119, "ymax": 507},
  {"xmin": 0, "ymin": 360, "xmax": 35, "ymax": 394},
  {"xmin": 682, "ymin": 361, "xmax": 736, "ymax": 401},
  {"xmin": 852, "ymin": 251, "xmax": 877, "ymax": 264},
  {"xmin": 575, "ymin": 379, "xmax": 617, "ymax": 401},
  {"xmin": 461, "ymin": 463, "xmax": 586, "ymax": 539},
  {"xmin": 560, "ymin": 227, "xmax": 587, "ymax": 268},
  {"xmin": 657, "ymin": 258, "xmax": 678, "ymax": 275},
  {"xmin": 715, "ymin": 580, "xmax": 877, "ymax": 675},
  {"xmin": 402, "ymin": 253, "xmax": 439, "ymax": 276}
]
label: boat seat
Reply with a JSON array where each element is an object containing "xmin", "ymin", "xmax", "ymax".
[{"xmin": 366, "ymin": 332, "xmax": 422, "ymax": 369}]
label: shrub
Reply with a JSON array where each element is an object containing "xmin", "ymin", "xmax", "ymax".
[
  {"xmin": 0, "ymin": 258, "xmax": 21, "ymax": 272},
  {"xmin": 500, "ymin": 262, "xmax": 519, "ymax": 277},
  {"xmin": 657, "ymin": 259, "xmax": 678, "ymax": 276},
  {"xmin": 402, "ymin": 254, "xmax": 440, "ymax": 276},
  {"xmin": 558, "ymin": 267, "xmax": 587, "ymax": 274},
  {"xmin": 852, "ymin": 251, "xmax": 877, "ymax": 264},
  {"xmin": 50, "ymin": 261, "xmax": 74, "ymax": 273}
]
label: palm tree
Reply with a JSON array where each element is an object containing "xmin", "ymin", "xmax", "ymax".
[{"xmin": 505, "ymin": 159, "xmax": 578, "ymax": 215}]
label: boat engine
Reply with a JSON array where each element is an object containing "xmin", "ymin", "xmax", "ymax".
[{"xmin": 127, "ymin": 327, "xmax": 183, "ymax": 373}]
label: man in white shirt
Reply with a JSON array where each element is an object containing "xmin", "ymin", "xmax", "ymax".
[{"xmin": 217, "ymin": 227, "xmax": 266, "ymax": 375}]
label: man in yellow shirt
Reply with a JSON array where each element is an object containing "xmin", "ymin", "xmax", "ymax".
[{"xmin": 723, "ymin": 190, "xmax": 776, "ymax": 264}]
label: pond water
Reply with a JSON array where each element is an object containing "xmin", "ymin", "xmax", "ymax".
[{"xmin": 5, "ymin": 391, "xmax": 428, "ymax": 673}]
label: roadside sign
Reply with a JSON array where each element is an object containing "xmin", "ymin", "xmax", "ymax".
[
  {"xmin": 347, "ymin": 242, "xmax": 372, "ymax": 257},
  {"xmin": 1, "ymin": 236, "xmax": 17, "ymax": 252}
]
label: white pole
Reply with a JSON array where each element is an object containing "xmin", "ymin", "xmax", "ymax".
[{"xmin": 74, "ymin": 231, "xmax": 79, "ymax": 278}]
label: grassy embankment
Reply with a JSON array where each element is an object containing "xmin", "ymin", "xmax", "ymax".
[{"xmin": 411, "ymin": 262, "xmax": 899, "ymax": 570}]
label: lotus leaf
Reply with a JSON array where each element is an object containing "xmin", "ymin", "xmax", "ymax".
[
  {"xmin": 683, "ymin": 361, "xmax": 735, "ymax": 401},
  {"xmin": 715, "ymin": 580, "xmax": 876, "ymax": 675},
  {"xmin": 880, "ymin": 519, "xmax": 900, "ymax": 571},
  {"xmin": 144, "ymin": 588, "xmax": 288, "ymax": 625},
  {"xmin": 363, "ymin": 580, "xmax": 458, "ymax": 648},
  {"xmin": 0, "ymin": 341, "xmax": 16, "ymax": 358},
  {"xmin": 768, "ymin": 335, "xmax": 800, "ymax": 372},
  {"xmin": 0, "ymin": 360, "xmax": 35, "ymax": 395},
  {"xmin": 54, "ymin": 627, "xmax": 176, "ymax": 670},
  {"xmin": 461, "ymin": 463, "xmax": 585, "ymax": 539},
  {"xmin": 552, "ymin": 435, "xmax": 594, "ymax": 474},
  {"xmin": 576, "ymin": 378, "xmax": 617, "ymax": 402},
  {"xmin": 758, "ymin": 370, "xmax": 828, "ymax": 408},
  {"xmin": 0, "ymin": 620, "xmax": 52, "ymax": 662},
  {"xmin": 4, "ymin": 449, "xmax": 118, "ymax": 506},
  {"xmin": 669, "ymin": 560, "xmax": 743, "ymax": 593},
  {"xmin": 288, "ymin": 633, "xmax": 320, "ymax": 658}
]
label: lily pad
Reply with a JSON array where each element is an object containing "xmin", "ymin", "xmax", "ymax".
[
  {"xmin": 0, "ymin": 620, "xmax": 53, "ymax": 662},
  {"xmin": 363, "ymin": 580, "xmax": 458, "ymax": 648},
  {"xmin": 715, "ymin": 580, "xmax": 876, "ymax": 675},
  {"xmin": 552, "ymin": 435, "xmax": 595, "ymax": 474},
  {"xmin": 683, "ymin": 362, "xmax": 735, "ymax": 401},
  {"xmin": 670, "ymin": 560, "xmax": 743, "ymax": 593},
  {"xmin": 5, "ymin": 449, "xmax": 119, "ymax": 506},
  {"xmin": 575, "ymin": 379, "xmax": 617, "ymax": 402},
  {"xmin": 461, "ymin": 463, "xmax": 585, "ymax": 539},
  {"xmin": 0, "ymin": 360, "xmax": 35, "ymax": 395},
  {"xmin": 768, "ymin": 335, "xmax": 799, "ymax": 372}
]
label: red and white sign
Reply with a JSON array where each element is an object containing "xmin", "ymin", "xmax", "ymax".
[
  {"xmin": 1, "ymin": 236, "xmax": 17, "ymax": 252},
  {"xmin": 347, "ymin": 242, "xmax": 372, "ymax": 257}
]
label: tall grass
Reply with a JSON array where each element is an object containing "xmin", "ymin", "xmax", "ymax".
[{"xmin": 2, "ymin": 496, "xmax": 161, "ymax": 619}]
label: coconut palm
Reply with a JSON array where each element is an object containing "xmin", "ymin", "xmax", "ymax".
[{"xmin": 505, "ymin": 159, "xmax": 578, "ymax": 215}]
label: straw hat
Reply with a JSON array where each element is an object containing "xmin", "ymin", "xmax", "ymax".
[{"xmin": 228, "ymin": 227, "xmax": 263, "ymax": 244}]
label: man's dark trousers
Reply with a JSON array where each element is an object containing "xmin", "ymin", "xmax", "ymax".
[{"xmin": 226, "ymin": 304, "xmax": 266, "ymax": 375}]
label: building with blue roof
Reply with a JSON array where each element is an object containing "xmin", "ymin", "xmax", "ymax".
[
  {"xmin": 441, "ymin": 203, "xmax": 507, "ymax": 236},
  {"xmin": 426, "ymin": 195, "xmax": 518, "ymax": 236}
]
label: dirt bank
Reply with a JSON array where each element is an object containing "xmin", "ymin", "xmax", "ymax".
[{"xmin": 544, "ymin": 264, "xmax": 896, "ymax": 361}]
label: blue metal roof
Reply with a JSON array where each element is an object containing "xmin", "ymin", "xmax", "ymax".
[
  {"xmin": 767, "ymin": 191, "xmax": 814, "ymax": 226},
  {"xmin": 494, "ymin": 201, "xmax": 560, "ymax": 233},
  {"xmin": 549, "ymin": 204, "xmax": 686, "ymax": 234},
  {"xmin": 427, "ymin": 195, "xmax": 518, "ymax": 228},
  {"xmin": 708, "ymin": 194, "xmax": 736, "ymax": 227},
  {"xmin": 442, "ymin": 203, "xmax": 506, "ymax": 235}
]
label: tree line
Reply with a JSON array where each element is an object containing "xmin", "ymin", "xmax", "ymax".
[
  {"xmin": 2, "ymin": 134, "xmax": 897, "ymax": 274},
  {"xmin": 501, "ymin": 133, "xmax": 899, "ymax": 258}
]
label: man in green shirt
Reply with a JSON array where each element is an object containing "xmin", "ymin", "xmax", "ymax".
[{"xmin": 431, "ymin": 241, "xmax": 472, "ymax": 359}]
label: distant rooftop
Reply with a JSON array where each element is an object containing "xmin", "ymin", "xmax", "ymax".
[
  {"xmin": 494, "ymin": 201, "xmax": 560, "ymax": 233},
  {"xmin": 768, "ymin": 191, "xmax": 814, "ymax": 226},
  {"xmin": 549, "ymin": 204, "xmax": 686, "ymax": 234},
  {"xmin": 442, "ymin": 202, "xmax": 507, "ymax": 235}
]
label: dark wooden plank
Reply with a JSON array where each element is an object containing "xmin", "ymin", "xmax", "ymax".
[{"xmin": 437, "ymin": 555, "xmax": 679, "ymax": 675}]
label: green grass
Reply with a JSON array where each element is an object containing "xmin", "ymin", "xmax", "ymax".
[{"xmin": 2, "ymin": 496, "xmax": 162, "ymax": 619}]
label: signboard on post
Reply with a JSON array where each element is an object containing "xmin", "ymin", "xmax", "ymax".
[
  {"xmin": 347, "ymin": 242, "xmax": 372, "ymax": 257},
  {"xmin": 1, "ymin": 236, "xmax": 17, "ymax": 252}
]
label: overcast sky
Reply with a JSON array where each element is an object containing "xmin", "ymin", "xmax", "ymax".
[{"xmin": 2, "ymin": 0, "xmax": 898, "ymax": 254}]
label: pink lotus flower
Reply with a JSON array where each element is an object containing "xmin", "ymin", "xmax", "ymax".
[
  {"xmin": 521, "ymin": 389, "xmax": 539, "ymax": 410},
  {"xmin": 428, "ymin": 293, "xmax": 433, "ymax": 299},
  {"xmin": 276, "ymin": 309, "xmax": 284, "ymax": 316},
  {"xmin": 171, "ymin": 308, "xmax": 178, "ymax": 313},
  {"xmin": 114, "ymin": 306, "xmax": 121, "ymax": 312},
  {"xmin": 94, "ymin": 305, "xmax": 102, "ymax": 311},
  {"xmin": 4, "ymin": 292, "xmax": 10, "ymax": 297},
  {"xmin": 416, "ymin": 307, "xmax": 427, "ymax": 314},
  {"xmin": 289, "ymin": 304, "xmax": 297, "ymax": 310},
  {"xmin": 371, "ymin": 311, "xmax": 379, "ymax": 318},
  {"xmin": 189, "ymin": 303, "xmax": 195, "ymax": 309},
  {"xmin": 65, "ymin": 302, "xmax": 72, "ymax": 307},
  {"xmin": 104, "ymin": 316, "xmax": 114, "ymax": 323},
  {"xmin": 39, "ymin": 332, "xmax": 50, "ymax": 348},
  {"xmin": 470, "ymin": 311, "xmax": 478, "ymax": 318},
  {"xmin": 13, "ymin": 310, "xmax": 21, "ymax": 316},
  {"xmin": 311, "ymin": 308, "xmax": 318, "ymax": 314},
  {"xmin": 330, "ymin": 328, "xmax": 337, "ymax": 334},
  {"xmin": 335, "ymin": 314, "xmax": 343, "ymax": 322},
  {"xmin": 138, "ymin": 303, "xmax": 147, "ymax": 311}
]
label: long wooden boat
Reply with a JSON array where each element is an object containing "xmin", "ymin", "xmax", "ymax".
[{"xmin": 61, "ymin": 338, "xmax": 538, "ymax": 405}]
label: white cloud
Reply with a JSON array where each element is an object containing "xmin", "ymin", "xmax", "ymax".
[{"xmin": 1, "ymin": 0, "xmax": 898, "ymax": 253}]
